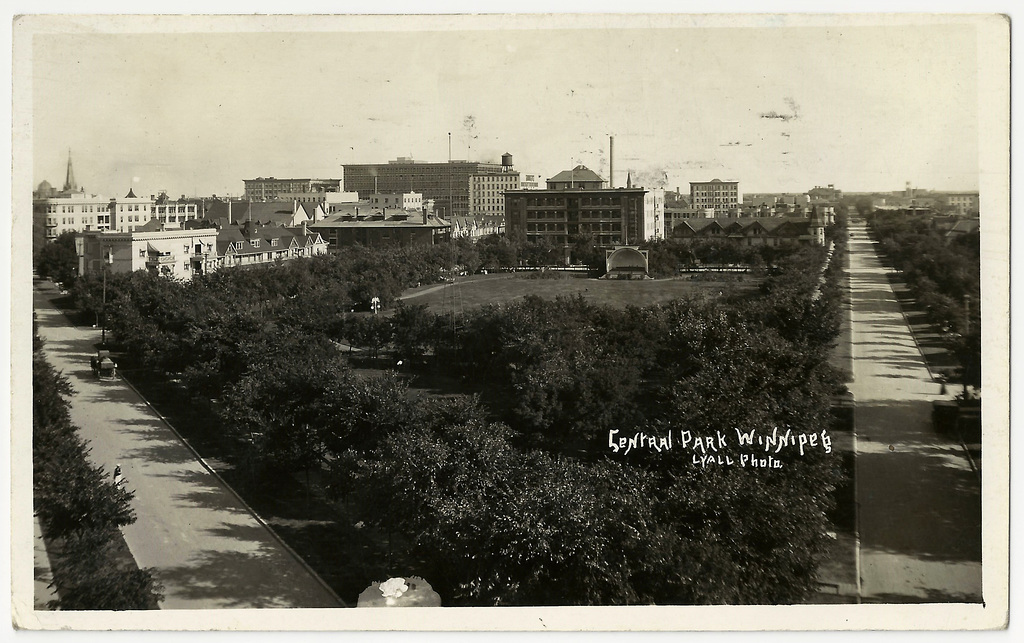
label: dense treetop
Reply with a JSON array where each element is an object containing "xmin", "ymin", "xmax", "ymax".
[{"xmin": 62, "ymin": 229, "xmax": 847, "ymax": 605}]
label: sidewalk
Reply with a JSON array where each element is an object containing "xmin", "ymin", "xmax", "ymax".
[
  {"xmin": 846, "ymin": 223, "xmax": 981, "ymax": 603},
  {"xmin": 32, "ymin": 280, "xmax": 343, "ymax": 609}
]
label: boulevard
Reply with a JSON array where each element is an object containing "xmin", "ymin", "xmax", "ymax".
[
  {"xmin": 846, "ymin": 222, "xmax": 982, "ymax": 602},
  {"xmin": 33, "ymin": 279, "xmax": 342, "ymax": 609}
]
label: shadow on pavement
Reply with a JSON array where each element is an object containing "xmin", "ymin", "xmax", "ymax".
[
  {"xmin": 156, "ymin": 549, "xmax": 339, "ymax": 608},
  {"xmin": 856, "ymin": 399, "xmax": 981, "ymax": 565}
]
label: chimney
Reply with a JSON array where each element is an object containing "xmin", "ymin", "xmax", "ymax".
[
  {"xmin": 609, "ymin": 135, "xmax": 614, "ymax": 189},
  {"xmin": 423, "ymin": 205, "xmax": 428, "ymax": 225},
  {"xmin": 228, "ymin": 199, "xmax": 232, "ymax": 224}
]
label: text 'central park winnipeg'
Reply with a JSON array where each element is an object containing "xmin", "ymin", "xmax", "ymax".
[
  {"xmin": 608, "ymin": 426, "xmax": 834, "ymax": 463},
  {"xmin": 32, "ymin": 146, "xmax": 982, "ymax": 610}
]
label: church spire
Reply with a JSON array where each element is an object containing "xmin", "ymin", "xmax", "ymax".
[
  {"xmin": 63, "ymin": 148, "xmax": 77, "ymax": 192},
  {"xmin": 626, "ymin": 172, "xmax": 632, "ymax": 189}
]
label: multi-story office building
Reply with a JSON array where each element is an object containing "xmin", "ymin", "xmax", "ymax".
[
  {"xmin": 505, "ymin": 165, "xmax": 663, "ymax": 264},
  {"xmin": 943, "ymin": 192, "xmax": 980, "ymax": 216},
  {"xmin": 243, "ymin": 177, "xmax": 342, "ymax": 201},
  {"xmin": 36, "ymin": 152, "xmax": 201, "ymax": 240},
  {"xmin": 343, "ymin": 157, "xmax": 507, "ymax": 218},
  {"xmin": 36, "ymin": 150, "xmax": 110, "ymax": 240},
  {"xmin": 112, "ymin": 189, "xmax": 199, "ymax": 232},
  {"xmin": 40, "ymin": 189, "xmax": 202, "ymax": 239},
  {"xmin": 41, "ymin": 192, "xmax": 114, "ymax": 239},
  {"xmin": 690, "ymin": 179, "xmax": 742, "ymax": 215},
  {"xmin": 469, "ymin": 168, "xmax": 520, "ymax": 218}
]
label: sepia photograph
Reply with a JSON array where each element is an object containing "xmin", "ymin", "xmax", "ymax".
[{"xmin": 8, "ymin": 8, "xmax": 1010, "ymax": 631}]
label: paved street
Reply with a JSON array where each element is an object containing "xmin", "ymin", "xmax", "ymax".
[
  {"xmin": 33, "ymin": 279, "xmax": 342, "ymax": 609},
  {"xmin": 846, "ymin": 222, "xmax": 982, "ymax": 603}
]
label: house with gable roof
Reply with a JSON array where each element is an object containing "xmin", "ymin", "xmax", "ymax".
[
  {"xmin": 672, "ymin": 212, "xmax": 826, "ymax": 246},
  {"xmin": 216, "ymin": 221, "xmax": 328, "ymax": 268}
]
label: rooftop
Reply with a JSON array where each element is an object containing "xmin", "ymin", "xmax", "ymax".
[{"xmin": 548, "ymin": 165, "xmax": 605, "ymax": 184}]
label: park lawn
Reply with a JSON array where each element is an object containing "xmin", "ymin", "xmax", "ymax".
[{"xmin": 399, "ymin": 272, "xmax": 760, "ymax": 312}]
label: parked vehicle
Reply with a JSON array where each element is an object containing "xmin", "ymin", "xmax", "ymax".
[{"xmin": 90, "ymin": 349, "xmax": 118, "ymax": 380}]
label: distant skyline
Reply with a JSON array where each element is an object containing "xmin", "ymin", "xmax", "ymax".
[{"xmin": 31, "ymin": 15, "xmax": 981, "ymax": 199}]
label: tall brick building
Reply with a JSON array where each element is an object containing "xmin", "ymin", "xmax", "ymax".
[
  {"xmin": 504, "ymin": 165, "xmax": 663, "ymax": 264},
  {"xmin": 343, "ymin": 158, "xmax": 506, "ymax": 219},
  {"xmin": 243, "ymin": 178, "xmax": 342, "ymax": 201},
  {"xmin": 689, "ymin": 179, "xmax": 742, "ymax": 215}
]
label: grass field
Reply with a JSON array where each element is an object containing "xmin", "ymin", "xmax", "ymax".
[{"xmin": 398, "ymin": 271, "xmax": 760, "ymax": 312}]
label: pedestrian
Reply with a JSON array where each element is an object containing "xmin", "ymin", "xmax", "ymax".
[{"xmin": 112, "ymin": 465, "xmax": 123, "ymax": 487}]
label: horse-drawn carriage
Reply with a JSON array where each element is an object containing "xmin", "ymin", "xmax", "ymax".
[{"xmin": 90, "ymin": 348, "xmax": 118, "ymax": 380}]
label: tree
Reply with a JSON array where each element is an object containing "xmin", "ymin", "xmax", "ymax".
[
  {"xmin": 33, "ymin": 353, "xmax": 136, "ymax": 539},
  {"xmin": 49, "ymin": 529, "xmax": 162, "ymax": 610},
  {"xmin": 345, "ymin": 314, "xmax": 393, "ymax": 359},
  {"xmin": 35, "ymin": 231, "xmax": 79, "ymax": 287},
  {"xmin": 219, "ymin": 335, "xmax": 349, "ymax": 476},
  {"xmin": 519, "ymin": 236, "xmax": 561, "ymax": 267},
  {"xmin": 953, "ymin": 327, "xmax": 982, "ymax": 392},
  {"xmin": 477, "ymin": 234, "xmax": 518, "ymax": 270},
  {"xmin": 454, "ymin": 237, "xmax": 482, "ymax": 275},
  {"xmin": 854, "ymin": 196, "xmax": 875, "ymax": 217},
  {"xmin": 390, "ymin": 302, "xmax": 435, "ymax": 362},
  {"xmin": 568, "ymin": 232, "xmax": 604, "ymax": 272},
  {"xmin": 354, "ymin": 400, "xmax": 666, "ymax": 606}
]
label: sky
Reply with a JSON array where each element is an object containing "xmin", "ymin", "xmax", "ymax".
[{"xmin": 28, "ymin": 14, "xmax": 982, "ymax": 199}]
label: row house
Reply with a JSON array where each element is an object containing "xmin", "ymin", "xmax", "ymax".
[
  {"xmin": 75, "ymin": 222, "xmax": 328, "ymax": 281},
  {"xmin": 450, "ymin": 214, "xmax": 504, "ymax": 239},
  {"xmin": 671, "ymin": 213, "xmax": 827, "ymax": 247}
]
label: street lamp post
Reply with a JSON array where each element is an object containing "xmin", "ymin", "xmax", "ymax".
[{"xmin": 101, "ymin": 247, "xmax": 111, "ymax": 346}]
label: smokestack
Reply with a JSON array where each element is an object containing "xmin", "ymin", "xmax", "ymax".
[
  {"xmin": 609, "ymin": 136, "xmax": 614, "ymax": 188},
  {"xmin": 228, "ymin": 199, "xmax": 232, "ymax": 224}
]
